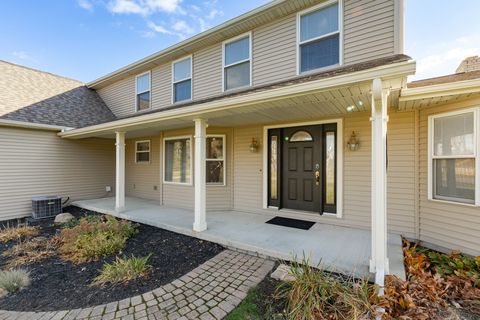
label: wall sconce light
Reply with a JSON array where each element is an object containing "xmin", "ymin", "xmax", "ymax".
[
  {"xmin": 347, "ymin": 131, "xmax": 359, "ymax": 151},
  {"xmin": 249, "ymin": 138, "xmax": 259, "ymax": 153}
]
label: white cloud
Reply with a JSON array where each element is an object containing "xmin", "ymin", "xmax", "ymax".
[
  {"xmin": 107, "ymin": 0, "xmax": 182, "ymax": 15},
  {"xmin": 410, "ymin": 34, "xmax": 480, "ymax": 80},
  {"xmin": 12, "ymin": 51, "xmax": 36, "ymax": 62},
  {"xmin": 147, "ymin": 21, "xmax": 173, "ymax": 34},
  {"xmin": 206, "ymin": 8, "xmax": 222, "ymax": 20},
  {"xmin": 77, "ymin": 0, "xmax": 94, "ymax": 11},
  {"xmin": 172, "ymin": 20, "xmax": 194, "ymax": 34}
]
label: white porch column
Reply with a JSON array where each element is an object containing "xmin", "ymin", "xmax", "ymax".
[
  {"xmin": 115, "ymin": 131, "xmax": 126, "ymax": 212},
  {"xmin": 369, "ymin": 78, "xmax": 390, "ymax": 287},
  {"xmin": 193, "ymin": 118, "xmax": 207, "ymax": 232}
]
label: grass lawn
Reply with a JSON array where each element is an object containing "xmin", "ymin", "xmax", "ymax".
[{"xmin": 225, "ymin": 287, "xmax": 261, "ymax": 320}]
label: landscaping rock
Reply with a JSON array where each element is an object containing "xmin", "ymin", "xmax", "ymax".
[
  {"xmin": 54, "ymin": 213, "xmax": 74, "ymax": 224},
  {"xmin": 270, "ymin": 264, "xmax": 295, "ymax": 282}
]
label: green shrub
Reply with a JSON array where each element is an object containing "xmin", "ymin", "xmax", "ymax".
[
  {"xmin": 275, "ymin": 258, "xmax": 377, "ymax": 320},
  {"xmin": 94, "ymin": 255, "xmax": 151, "ymax": 284},
  {"xmin": 58, "ymin": 216, "xmax": 137, "ymax": 263},
  {"xmin": 0, "ymin": 269, "xmax": 31, "ymax": 293},
  {"xmin": 427, "ymin": 250, "xmax": 480, "ymax": 286},
  {"xmin": 61, "ymin": 215, "xmax": 102, "ymax": 229}
]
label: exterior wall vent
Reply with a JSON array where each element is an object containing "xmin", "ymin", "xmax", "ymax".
[{"xmin": 31, "ymin": 196, "xmax": 62, "ymax": 219}]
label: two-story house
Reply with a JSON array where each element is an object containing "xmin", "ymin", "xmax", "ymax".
[{"xmin": 2, "ymin": 0, "xmax": 480, "ymax": 286}]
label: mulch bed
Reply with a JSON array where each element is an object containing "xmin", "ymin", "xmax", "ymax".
[{"xmin": 0, "ymin": 206, "xmax": 224, "ymax": 312}]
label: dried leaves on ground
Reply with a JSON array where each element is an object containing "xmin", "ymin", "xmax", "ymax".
[{"xmin": 379, "ymin": 240, "xmax": 480, "ymax": 319}]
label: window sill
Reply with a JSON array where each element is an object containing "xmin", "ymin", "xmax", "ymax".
[
  {"xmin": 135, "ymin": 161, "xmax": 151, "ymax": 165},
  {"xmin": 298, "ymin": 63, "xmax": 341, "ymax": 76},
  {"xmin": 163, "ymin": 181, "xmax": 193, "ymax": 186},
  {"xmin": 428, "ymin": 197, "xmax": 477, "ymax": 207}
]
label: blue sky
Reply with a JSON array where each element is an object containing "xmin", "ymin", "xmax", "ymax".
[{"xmin": 1, "ymin": 0, "xmax": 479, "ymax": 83}]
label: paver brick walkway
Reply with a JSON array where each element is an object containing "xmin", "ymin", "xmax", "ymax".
[{"xmin": 0, "ymin": 250, "xmax": 274, "ymax": 320}]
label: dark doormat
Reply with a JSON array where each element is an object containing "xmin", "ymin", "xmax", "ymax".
[{"xmin": 266, "ymin": 217, "xmax": 315, "ymax": 230}]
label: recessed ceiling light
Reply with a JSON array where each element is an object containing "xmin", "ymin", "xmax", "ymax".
[
  {"xmin": 346, "ymin": 105, "xmax": 355, "ymax": 112},
  {"xmin": 358, "ymin": 100, "xmax": 364, "ymax": 106}
]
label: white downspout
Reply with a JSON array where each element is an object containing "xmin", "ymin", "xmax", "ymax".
[
  {"xmin": 115, "ymin": 131, "xmax": 126, "ymax": 212},
  {"xmin": 370, "ymin": 78, "xmax": 390, "ymax": 289},
  {"xmin": 193, "ymin": 118, "xmax": 207, "ymax": 232}
]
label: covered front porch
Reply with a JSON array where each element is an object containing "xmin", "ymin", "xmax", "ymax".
[{"xmin": 72, "ymin": 196, "xmax": 406, "ymax": 280}]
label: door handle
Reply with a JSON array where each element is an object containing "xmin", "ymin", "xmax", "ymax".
[{"xmin": 315, "ymin": 170, "xmax": 320, "ymax": 185}]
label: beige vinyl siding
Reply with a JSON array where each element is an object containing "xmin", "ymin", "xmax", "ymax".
[
  {"xmin": 253, "ymin": 14, "xmax": 297, "ymax": 86},
  {"xmin": 0, "ymin": 127, "xmax": 115, "ymax": 220},
  {"xmin": 193, "ymin": 44, "xmax": 223, "ymax": 100},
  {"xmin": 232, "ymin": 113, "xmax": 415, "ymax": 236},
  {"xmin": 125, "ymin": 136, "xmax": 161, "ymax": 201},
  {"xmin": 97, "ymin": 76, "xmax": 135, "ymax": 117},
  {"xmin": 161, "ymin": 127, "xmax": 233, "ymax": 210},
  {"xmin": 419, "ymin": 98, "xmax": 480, "ymax": 255},
  {"xmin": 151, "ymin": 64, "xmax": 171, "ymax": 109},
  {"xmin": 343, "ymin": 0, "xmax": 395, "ymax": 65}
]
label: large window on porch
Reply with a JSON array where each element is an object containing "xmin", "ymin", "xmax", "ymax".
[{"xmin": 429, "ymin": 110, "xmax": 476, "ymax": 204}]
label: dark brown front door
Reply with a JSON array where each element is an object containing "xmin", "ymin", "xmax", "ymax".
[{"xmin": 282, "ymin": 125, "xmax": 323, "ymax": 212}]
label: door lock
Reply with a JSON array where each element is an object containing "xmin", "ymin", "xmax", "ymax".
[{"xmin": 315, "ymin": 170, "xmax": 320, "ymax": 185}]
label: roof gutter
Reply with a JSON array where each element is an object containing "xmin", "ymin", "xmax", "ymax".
[
  {"xmin": 61, "ymin": 60, "xmax": 415, "ymax": 139},
  {"xmin": 0, "ymin": 119, "xmax": 72, "ymax": 132},
  {"xmin": 87, "ymin": 0, "xmax": 285, "ymax": 89},
  {"xmin": 400, "ymin": 78, "xmax": 480, "ymax": 102}
]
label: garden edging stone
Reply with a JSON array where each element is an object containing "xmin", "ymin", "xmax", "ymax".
[{"xmin": 0, "ymin": 250, "xmax": 274, "ymax": 320}]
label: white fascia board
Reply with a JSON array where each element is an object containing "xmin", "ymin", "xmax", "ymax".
[
  {"xmin": 400, "ymin": 78, "xmax": 480, "ymax": 102},
  {"xmin": 0, "ymin": 119, "xmax": 72, "ymax": 132},
  {"xmin": 61, "ymin": 60, "xmax": 416, "ymax": 139}
]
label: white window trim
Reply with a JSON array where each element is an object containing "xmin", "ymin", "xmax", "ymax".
[
  {"xmin": 262, "ymin": 119, "xmax": 343, "ymax": 218},
  {"xmin": 163, "ymin": 135, "xmax": 193, "ymax": 186},
  {"xmin": 171, "ymin": 55, "xmax": 193, "ymax": 104},
  {"xmin": 135, "ymin": 71, "xmax": 152, "ymax": 112},
  {"xmin": 206, "ymin": 134, "xmax": 226, "ymax": 187},
  {"xmin": 427, "ymin": 107, "xmax": 479, "ymax": 206},
  {"xmin": 135, "ymin": 140, "xmax": 151, "ymax": 164},
  {"xmin": 296, "ymin": 0, "xmax": 343, "ymax": 75},
  {"xmin": 222, "ymin": 31, "xmax": 253, "ymax": 92}
]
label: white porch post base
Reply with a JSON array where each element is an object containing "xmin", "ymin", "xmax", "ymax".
[
  {"xmin": 193, "ymin": 119, "xmax": 207, "ymax": 232},
  {"xmin": 370, "ymin": 78, "xmax": 390, "ymax": 286},
  {"xmin": 115, "ymin": 131, "xmax": 126, "ymax": 212}
]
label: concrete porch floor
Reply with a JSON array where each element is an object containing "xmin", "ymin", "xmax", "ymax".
[{"xmin": 72, "ymin": 197, "xmax": 405, "ymax": 280}]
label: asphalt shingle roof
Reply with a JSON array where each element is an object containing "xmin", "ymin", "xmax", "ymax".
[{"xmin": 0, "ymin": 60, "xmax": 116, "ymax": 128}]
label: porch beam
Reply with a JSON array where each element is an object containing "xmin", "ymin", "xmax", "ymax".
[
  {"xmin": 193, "ymin": 118, "xmax": 207, "ymax": 232},
  {"xmin": 115, "ymin": 131, "xmax": 126, "ymax": 212},
  {"xmin": 369, "ymin": 78, "xmax": 390, "ymax": 288}
]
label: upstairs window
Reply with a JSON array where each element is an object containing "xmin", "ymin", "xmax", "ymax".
[
  {"xmin": 173, "ymin": 56, "xmax": 192, "ymax": 103},
  {"xmin": 223, "ymin": 33, "xmax": 251, "ymax": 91},
  {"xmin": 298, "ymin": 2, "xmax": 340, "ymax": 73},
  {"xmin": 136, "ymin": 72, "xmax": 151, "ymax": 111},
  {"xmin": 429, "ymin": 110, "xmax": 476, "ymax": 204}
]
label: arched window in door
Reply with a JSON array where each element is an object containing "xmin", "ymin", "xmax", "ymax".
[{"xmin": 289, "ymin": 130, "xmax": 313, "ymax": 142}]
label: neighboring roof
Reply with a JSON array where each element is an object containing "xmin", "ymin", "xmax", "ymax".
[
  {"xmin": 0, "ymin": 60, "xmax": 116, "ymax": 128},
  {"xmin": 116, "ymin": 54, "xmax": 412, "ymax": 121},
  {"xmin": 408, "ymin": 70, "xmax": 480, "ymax": 88},
  {"xmin": 87, "ymin": 0, "xmax": 323, "ymax": 89}
]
